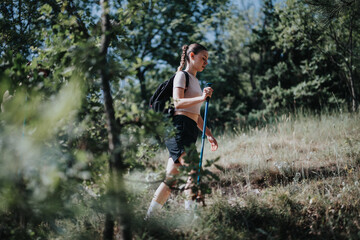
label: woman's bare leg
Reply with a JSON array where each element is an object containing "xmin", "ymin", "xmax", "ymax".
[
  {"xmin": 146, "ymin": 157, "xmax": 181, "ymax": 218},
  {"xmin": 177, "ymin": 154, "xmax": 197, "ymax": 210},
  {"xmin": 153, "ymin": 158, "xmax": 181, "ymax": 204}
]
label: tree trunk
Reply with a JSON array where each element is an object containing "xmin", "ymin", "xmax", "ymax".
[
  {"xmin": 99, "ymin": 1, "xmax": 131, "ymax": 239},
  {"xmin": 137, "ymin": 68, "xmax": 147, "ymax": 104},
  {"xmin": 249, "ymin": 54, "xmax": 257, "ymax": 91},
  {"xmin": 103, "ymin": 213, "xmax": 114, "ymax": 240},
  {"xmin": 349, "ymin": 15, "xmax": 357, "ymax": 112},
  {"xmin": 349, "ymin": 73, "xmax": 356, "ymax": 112},
  {"xmin": 328, "ymin": 21, "xmax": 357, "ymax": 112}
]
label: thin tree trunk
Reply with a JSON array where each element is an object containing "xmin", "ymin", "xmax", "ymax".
[
  {"xmin": 103, "ymin": 213, "xmax": 114, "ymax": 240},
  {"xmin": 249, "ymin": 54, "xmax": 257, "ymax": 91},
  {"xmin": 137, "ymin": 68, "xmax": 147, "ymax": 103},
  {"xmin": 99, "ymin": 0, "xmax": 122, "ymax": 171},
  {"xmin": 349, "ymin": 74, "xmax": 356, "ymax": 112},
  {"xmin": 328, "ymin": 22, "xmax": 357, "ymax": 112},
  {"xmin": 349, "ymin": 15, "xmax": 357, "ymax": 112},
  {"xmin": 99, "ymin": 0, "xmax": 131, "ymax": 239}
]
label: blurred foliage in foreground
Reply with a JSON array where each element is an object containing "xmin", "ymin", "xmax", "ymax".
[{"xmin": 0, "ymin": 0, "xmax": 226, "ymax": 238}]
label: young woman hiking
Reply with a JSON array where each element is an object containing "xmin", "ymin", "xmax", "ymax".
[{"xmin": 146, "ymin": 43, "xmax": 218, "ymax": 218}]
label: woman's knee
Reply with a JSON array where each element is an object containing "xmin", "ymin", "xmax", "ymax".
[
  {"xmin": 177, "ymin": 152, "xmax": 187, "ymax": 166},
  {"xmin": 166, "ymin": 158, "xmax": 181, "ymax": 175},
  {"xmin": 164, "ymin": 158, "xmax": 181, "ymax": 187}
]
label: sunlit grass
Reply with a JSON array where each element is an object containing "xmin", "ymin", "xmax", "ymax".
[
  {"xmin": 206, "ymin": 111, "xmax": 360, "ymax": 187},
  {"xmin": 3, "ymin": 97, "xmax": 359, "ymax": 239},
  {"xmin": 131, "ymin": 110, "xmax": 360, "ymax": 239}
]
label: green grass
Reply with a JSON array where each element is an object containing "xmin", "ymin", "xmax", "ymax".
[
  {"xmin": 43, "ymin": 111, "xmax": 360, "ymax": 239},
  {"xmin": 130, "ymin": 110, "xmax": 360, "ymax": 239}
]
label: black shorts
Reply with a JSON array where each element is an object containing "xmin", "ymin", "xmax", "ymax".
[{"xmin": 165, "ymin": 115, "xmax": 199, "ymax": 163}]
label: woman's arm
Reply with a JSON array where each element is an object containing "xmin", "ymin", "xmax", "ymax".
[
  {"xmin": 197, "ymin": 116, "xmax": 212, "ymax": 136},
  {"xmin": 197, "ymin": 116, "xmax": 218, "ymax": 151},
  {"xmin": 173, "ymin": 87, "xmax": 213, "ymax": 109}
]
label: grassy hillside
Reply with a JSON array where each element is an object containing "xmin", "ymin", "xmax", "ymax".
[
  {"xmin": 133, "ymin": 111, "xmax": 360, "ymax": 239},
  {"xmin": 48, "ymin": 111, "xmax": 360, "ymax": 239}
]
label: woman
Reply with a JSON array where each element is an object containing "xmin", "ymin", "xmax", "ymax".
[{"xmin": 146, "ymin": 43, "xmax": 218, "ymax": 218}]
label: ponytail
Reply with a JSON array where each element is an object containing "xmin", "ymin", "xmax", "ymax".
[
  {"xmin": 177, "ymin": 45, "xmax": 188, "ymax": 72},
  {"xmin": 176, "ymin": 43, "xmax": 207, "ymax": 72}
]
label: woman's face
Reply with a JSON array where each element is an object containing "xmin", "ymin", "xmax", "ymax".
[{"xmin": 190, "ymin": 50, "xmax": 208, "ymax": 72}]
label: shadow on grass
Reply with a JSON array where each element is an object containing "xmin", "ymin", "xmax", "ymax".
[
  {"xmin": 203, "ymin": 200, "xmax": 325, "ymax": 240},
  {"xmin": 215, "ymin": 162, "xmax": 351, "ymax": 191},
  {"xmin": 131, "ymin": 197, "xmax": 360, "ymax": 240}
]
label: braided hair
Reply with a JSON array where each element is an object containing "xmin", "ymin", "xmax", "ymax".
[
  {"xmin": 177, "ymin": 43, "xmax": 207, "ymax": 72},
  {"xmin": 177, "ymin": 45, "xmax": 188, "ymax": 72}
]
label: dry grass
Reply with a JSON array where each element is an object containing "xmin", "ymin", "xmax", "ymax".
[
  {"xmin": 50, "ymin": 111, "xmax": 360, "ymax": 239},
  {"xmin": 206, "ymin": 112, "xmax": 360, "ymax": 188},
  {"xmin": 130, "ymin": 111, "xmax": 360, "ymax": 239}
]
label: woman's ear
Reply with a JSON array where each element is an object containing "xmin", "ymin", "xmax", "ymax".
[{"xmin": 189, "ymin": 52, "xmax": 195, "ymax": 60}]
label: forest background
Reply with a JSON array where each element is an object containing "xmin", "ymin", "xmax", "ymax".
[{"xmin": 0, "ymin": 0, "xmax": 359, "ymax": 239}]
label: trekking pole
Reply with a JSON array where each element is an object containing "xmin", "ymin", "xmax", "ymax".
[{"xmin": 197, "ymin": 83, "xmax": 212, "ymax": 187}]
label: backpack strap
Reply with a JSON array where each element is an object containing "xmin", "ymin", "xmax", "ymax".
[{"xmin": 181, "ymin": 70, "xmax": 190, "ymax": 92}]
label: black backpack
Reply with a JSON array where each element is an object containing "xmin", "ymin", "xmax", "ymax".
[{"xmin": 149, "ymin": 70, "xmax": 190, "ymax": 116}]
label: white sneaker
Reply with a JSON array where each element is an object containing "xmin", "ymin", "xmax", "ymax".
[
  {"xmin": 145, "ymin": 200, "xmax": 162, "ymax": 220},
  {"xmin": 184, "ymin": 199, "xmax": 195, "ymax": 211}
]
